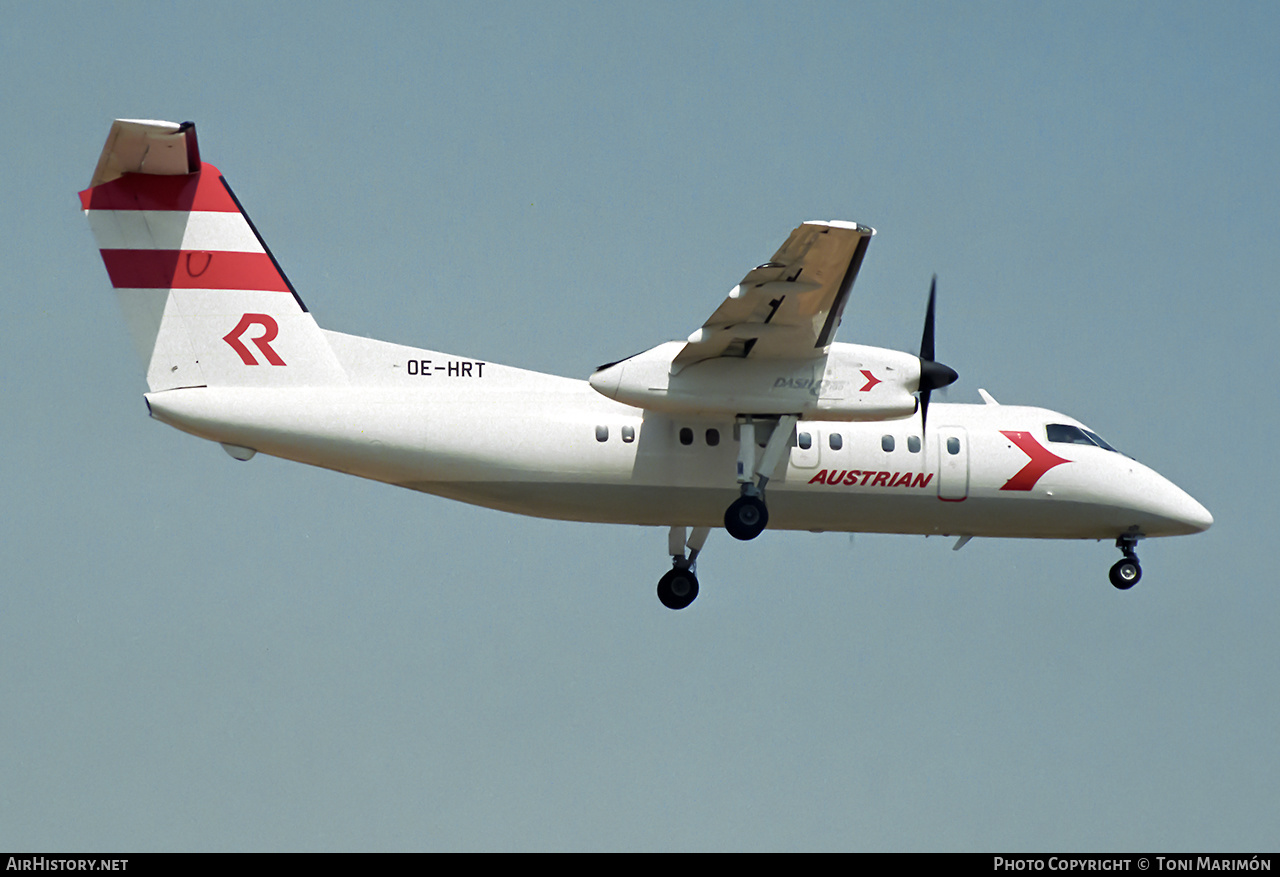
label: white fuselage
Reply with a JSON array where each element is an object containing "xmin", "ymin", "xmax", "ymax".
[{"xmin": 142, "ymin": 330, "xmax": 1212, "ymax": 543}]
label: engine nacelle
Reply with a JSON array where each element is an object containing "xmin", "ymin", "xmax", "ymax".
[{"xmin": 589, "ymin": 341, "xmax": 922, "ymax": 421}]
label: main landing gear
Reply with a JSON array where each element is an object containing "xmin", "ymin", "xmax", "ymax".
[
  {"xmin": 1109, "ymin": 534, "xmax": 1143, "ymax": 590},
  {"xmin": 725, "ymin": 414, "xmax": 798, "ymax": 541},
  {"xmin": 658, "ymin": 526, "xmax": 710, "ymax": 609},
  {"xmin": 725, "ymin": 493, "xmax": 768, "ymax": 541}
]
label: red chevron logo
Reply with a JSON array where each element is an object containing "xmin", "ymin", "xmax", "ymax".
[{"xmin": 999, "ymin": 430, "xmax": 1070, "ymax": 491}]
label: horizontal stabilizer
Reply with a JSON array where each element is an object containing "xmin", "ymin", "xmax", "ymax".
[{"xmin": 88, "ymin": 119, "xmax": 200, "ymax": 189}]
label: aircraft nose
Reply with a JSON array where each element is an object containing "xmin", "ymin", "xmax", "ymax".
[
  {"xmin": 1179, "ymin": 493, "xmax": 1214, "ymax": 533},
  {"xmin": 1119, "ymin": 462, "xmax": 1213, "ymax": 536},
  {"xmin": 1154, "ymin": 477, "xmax": 1213, "ymax": 535}
]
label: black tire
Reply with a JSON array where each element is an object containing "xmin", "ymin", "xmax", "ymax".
[
  {"xmin": 1109, "ymin": 558, "xmax": 1142, "ymax": 590},
  {"xmin": 657, "ymin": 568, "xmax": 699, "ymax": 610},
  {"xmin": 724, "ymin": 495, "xmax": 769, "ymax": 541}
]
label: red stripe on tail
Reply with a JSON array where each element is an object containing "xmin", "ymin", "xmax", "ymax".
[
  {"xmin": 78, "ymin": 162, "xmax": 237, "ymax": 212},
  {"xmin": 99, "ymin": 249, "xmax": 290, "ymax": 291}
]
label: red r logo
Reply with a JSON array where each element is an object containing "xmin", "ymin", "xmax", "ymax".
[{"xmin": 223, "ymin": 313, "xmax": 286, "ymax": 365}]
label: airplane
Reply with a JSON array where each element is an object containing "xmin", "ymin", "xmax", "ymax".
[{"xmin": 80, "ymin": 118, "xmax": 1213, "ymax": 610}]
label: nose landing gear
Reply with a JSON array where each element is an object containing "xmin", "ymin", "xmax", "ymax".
[{"xmin": 1109, "ymin": 534, "xmax": 1143, "ymax": 590}]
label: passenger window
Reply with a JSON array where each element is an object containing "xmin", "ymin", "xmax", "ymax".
[
  {"xmin": 908, "ymin": 435, "xmax": 921, "ymax": 453},
  {"xmin": 797, "ymin": 432, "xmax": 812, "ymax": 450},
  {"xmin": 706, "ymin": 428, "xmax": 720, "ymax": 446},
  {"xmin": 622, "ymin": 425, "xmax": 635, "ymax": 443},
  {"xmin": 679, "ymin": 427, "xmax": 693, "ymax": 446},
  {"xmin": 829, "ymin": 433, "xmax": 843, "ymax": 451},
  {"xmin": 881, "ymin": 435, "xmax": 895, "ymax": 452},
  {"xmin": 947, "ymin": 437, "xmax": 961, "ymax": 455},
  {"xmin": 595, "ymin": 425, "xmax": 608, "ymax": 442}
]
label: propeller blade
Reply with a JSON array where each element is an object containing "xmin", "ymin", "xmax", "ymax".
[
  {"xmin": 916, "ymin": 275, "xmax": 958, "ymax": 436},
  {"xmin": 920, "ymin": 275, "xmax": 937, "ymax": 363}
]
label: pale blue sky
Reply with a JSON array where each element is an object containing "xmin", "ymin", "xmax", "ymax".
[{"xmin": 1, "ymin": 2, "xmax": 1276, "ymax": 851}]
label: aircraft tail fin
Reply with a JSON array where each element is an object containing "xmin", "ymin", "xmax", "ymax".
[{"xmin": 80, "ymin": 119, "xmax": 346, "ymax": 391}]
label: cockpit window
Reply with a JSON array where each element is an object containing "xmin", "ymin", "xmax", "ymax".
[
  {"xmin": 1046, "ymin": 424, "xmax": 1092, "ymax": 445},
  {"xmin": 1046, "ymin": 423, "xmax": 1118, "ymax": 452},
  {"xmin": 1082, "ymin": 429, "xmax": 1118, "ymax": 453}
]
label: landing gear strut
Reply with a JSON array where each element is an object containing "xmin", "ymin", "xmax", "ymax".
[
  {"xmin": 1109, "ymin": 534, "xmax": 1142, "ymax": 590},
  {"xmin": 658, "ymin": 526, "xmax": 709, "ymax": 609},
  {"xmin": 725, "ymin": 414, "xmax": 798, "ymax": 541}
]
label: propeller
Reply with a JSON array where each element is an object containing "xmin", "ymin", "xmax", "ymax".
[{"xmin": 917, "ymin": 275, "xmax": 959, "ymax": 435}]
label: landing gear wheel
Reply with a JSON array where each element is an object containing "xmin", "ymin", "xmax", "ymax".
[
  {"xmin": 657, "ymin": 568, "xmax": 699, "ymax": 610},
  {"xmin": 1109, "ymin": 557, "xmax": 1142, "ymax": 590},
  {"xmin": 724, "ymin": 494, "xmax": 769, "ymax": 541}
]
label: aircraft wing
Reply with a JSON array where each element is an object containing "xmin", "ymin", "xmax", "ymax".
[{"xmin": 672, "ymin": 220, "xmax": 874, "ymax": 368}]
